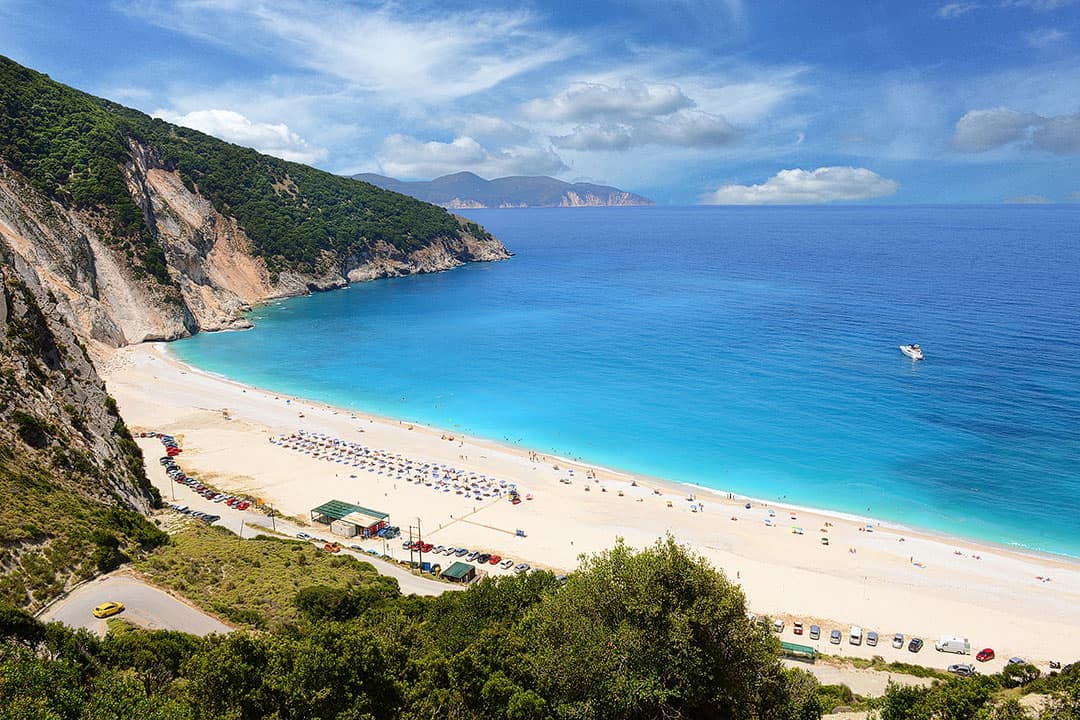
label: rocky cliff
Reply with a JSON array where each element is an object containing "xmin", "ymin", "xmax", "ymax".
[
  {"xmin": 0, "ymin": 149, "xmax": 509, "ymax": 350},
  {"xmin": 0, "ymin": 55, "xmax": 511, "ymax": 351},
  {"xmin": 0, "ymin": 239, "xmax": 166, "ymax": 608}
]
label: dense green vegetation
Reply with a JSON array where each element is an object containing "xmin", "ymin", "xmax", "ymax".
[
  {"xmin": 0, "ymin": 538, "xmax": 830, "ymax": 719},
  {"xmin": 0, "ymin": 54, "xmax": 469, "ymax": 280}
]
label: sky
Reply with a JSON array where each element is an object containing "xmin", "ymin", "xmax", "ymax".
[{"xmin": 2, "ymin": 0, "xmax": 1079, "ymax": 204}]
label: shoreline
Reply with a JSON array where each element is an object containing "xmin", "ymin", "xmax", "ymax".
[
  {"xmin": 101, "ymin": 341, "xmax": 1080, "ymax": 669},
  {"xmin": 164, "ymin": 341, "xmax": 1078, "ymax": 567}
]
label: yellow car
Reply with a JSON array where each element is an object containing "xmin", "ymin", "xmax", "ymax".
[{"xmin": 92, "ymin": 601, "xmax": 124, "ymax": 618}]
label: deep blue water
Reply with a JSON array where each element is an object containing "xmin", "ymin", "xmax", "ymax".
[{"xmin": 172, "ymin": 206, "xmax": 1080, "ymax": 558}]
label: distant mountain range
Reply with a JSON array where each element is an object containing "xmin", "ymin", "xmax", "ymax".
[{"xmin": 352, "ymin": 171, "xmax": 654, "ymax": 208}]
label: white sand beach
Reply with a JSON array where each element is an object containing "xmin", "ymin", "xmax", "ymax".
[{"xmin": 101, "ymin": 342, "xmax": 1080, "ymax": 671}]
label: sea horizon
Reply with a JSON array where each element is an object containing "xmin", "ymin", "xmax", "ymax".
[{"xmin": 171, "ymin": 205, "xmax": 1080, "ymax": 560}]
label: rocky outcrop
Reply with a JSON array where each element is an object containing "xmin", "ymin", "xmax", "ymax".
[
  {"xmin": 0, "ymin": 145, "xmax": 510, "ymax": 350},
  {"xmin": 559, "ymin": 190, "xmax": 645, "ymax": 207}
]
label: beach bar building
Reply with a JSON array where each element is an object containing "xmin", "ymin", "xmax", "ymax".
[
  {"xmin": 440, "ymin": 561, "xmax": 477, "ymax": 583},
  {"xmin": 311, "ymin": 500, "xmax": 389, "ymax": 539}
]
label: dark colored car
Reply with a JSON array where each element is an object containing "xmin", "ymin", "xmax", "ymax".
[{"xmin": 908, "ymin": 637, "xmax": 924, "ymax": 653}]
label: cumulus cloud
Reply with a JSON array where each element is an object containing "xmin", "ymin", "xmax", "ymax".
[
  {"xmin": 703, "ymin": 167, "xmax": 899, "ymax": 205},
  {"xmin": 153, "ymin": 108, "xmax": 327, "ymax": 164},
  {"xmin": 937, "ymin": 2, "xmax": 981, "ymax": 18},
  {"xmin": 952, "ymin": 107, "xmax": 1080, "ymax": 153},
  {"xmin": 377, "ymin": 135, "xmax": 567, "ymax": 178},
  {"xmin": 523, "ymin": 80, "xmax": 694, "ymax": 122},
  {"xmin": 552, "ymin": 110, "xmax": 736, "ymax": 151}
]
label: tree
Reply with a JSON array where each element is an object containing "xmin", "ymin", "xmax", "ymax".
[{"xmin": 520, "ymin": 536, "xmax": 818, "ymax": 720}]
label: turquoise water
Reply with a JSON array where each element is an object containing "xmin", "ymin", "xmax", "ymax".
[{"xmin": 172, "ymin": 206, "xmax": 1080, "ymax": 558}]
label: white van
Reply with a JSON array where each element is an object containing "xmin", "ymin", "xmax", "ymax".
[
  {"xmin": 849, "ymin": 626, "xmax": 863, "ymax": 645},
  {"xmin": 935, "ymin": 636, "xmax": 971, "ymax": 654}
]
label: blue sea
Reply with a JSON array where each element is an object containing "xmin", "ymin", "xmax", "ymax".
[{"xmin": 172, "ymin": 206, "xmax": 1080, "ymax": 559}]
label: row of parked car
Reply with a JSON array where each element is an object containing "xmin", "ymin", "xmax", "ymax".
[
  {"xmin": 161, "ymin": 456, "xmax": 251, "ymax": 511},
  {"xmin": 167, "ymin": 503, "xmax": 220, "ymax": 524},
  {"xmin": 401, "ymin": 540, "xmax": 531, "ymax": 573}
]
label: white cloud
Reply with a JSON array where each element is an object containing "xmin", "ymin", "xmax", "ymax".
[
  {"xmin": 703, "ymin": 167, "xmax": 899, "ymax": 205},
  {"xmin": 1024, "ymin": 27, "xmax": 1068, "ymax": 46},
  {"xmin": 952, "ymin": 107, "xmax": 1080, "ymax": 153},
  {"xmin": 122, "ymin": 0, "xmax": 575, "ymax": 104},
  {"xmin": 1034, "ymin": 113, "xmax": 1080, "ymax": 153},
  {"xmin": 952, "ymin": 107, "xmax": 1042, "ymax": 151},
  {"xmin": 937, "ymin": 2, "xmax": 981, "ymax": 18},
  {"xmin": 453, "ymin": 115, "xmax": 534, "ymax": 145},
  {"xmin": 153, "ymin": 108, "xmax": 328, "ymax": 164},
  {"xmin": 552, "ymin": 110, "xmax": 736, "ymax": 151},
  {"xmin": 377, "ymin": 135, "xmax": 567, "ymax": 179},
  {"xmin": 523, "ymin": 80, "xmax": 694, "ymax": 121}
]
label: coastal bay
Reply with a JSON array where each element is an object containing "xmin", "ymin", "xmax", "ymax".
[{"xmin": 102, "ymin": 341, "xmax": 1080, "ymax": 670}]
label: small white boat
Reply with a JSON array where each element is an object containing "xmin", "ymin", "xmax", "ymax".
[{"xmin": 900, "ymin": 343, "xmax": 924, "ymax": 361}]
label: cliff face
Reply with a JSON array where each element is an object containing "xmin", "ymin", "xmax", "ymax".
[
  {"xmin": 0, "ymin": 145, "xmax": 509, "ymax": 349},
  {"xmin": 0, "ymin": 241, "xmax": 165, "ymax": 608}
]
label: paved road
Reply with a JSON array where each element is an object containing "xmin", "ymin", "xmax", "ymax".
[
  {"xmin": 143, "ymin": 439, "xmax": 461, "ymax": 597},
  {"xmin": 37, "ymin": 574, "xmax": 231, "ymax": 637}
]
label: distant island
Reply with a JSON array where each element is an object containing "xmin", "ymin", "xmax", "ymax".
[{"xmin": 352, "ymin": 171, "xmax": 654, "ymax": 208}]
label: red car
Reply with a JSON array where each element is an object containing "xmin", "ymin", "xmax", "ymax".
[
  {"xmin": 489, "ymin": 555, "xmax": 502, "ymax": 565},
  {"xmin": 236, "ymin": 501, "xmax": 250, "ymax": 511},
  {"xmin": 976, "ymin": 648, "xmax": 995, "ymax": 662},
  {"xmin": 793, "ymin": 622, "xmax": 804, "ymax": 635}
]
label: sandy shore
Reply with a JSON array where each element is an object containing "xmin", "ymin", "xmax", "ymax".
[{"xmin": 101, "ymin": 342, "xmax": 1080, "ymax": 670}]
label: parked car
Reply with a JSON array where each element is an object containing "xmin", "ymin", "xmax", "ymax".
[
  {"xmin": 948, "ymin": 664, "xmax": 975, "ymax": 676},
  {"xmin": 466, "ymin": 551, "xmax": 479, "ymax": 561},
  {"xmin": 909, "ymin": 637, "xmax": 924, "ymax": 653},
  {"xmin": 892, "ymin": 633, "xmax": 905, "ymax": 649},
  {"xmin": 773, "ymin": 619, "xmax": 785, "ymax": 633},
  {"xmin": 402, "ymin": 540, "xmax": 412, "ymax": 549},
  {"xmin": 515, "ymin": 563, "xmax": 530, "ymax": 572},
  {"xmin": 456, "ymin": 548, "xmax": 469, "ymax": 557},
  {"xmin": 499, "ymin": 559, "xmax": 514, "ymax": 569},
  {"xmin": 476, "ymin": 553, "xmax": 492, "ymax": 564},
  {"xmin": 1008, "ymin": 657, "xmax": 1026, "ymax": 665},
  {"xmin": 976, "ymin": 648, "xmax": 995, "ymax": 662},
  {"xmin": 793, "ymin": 622, "xmax": 804, "ymax": 635},
  {"xmin": 809, "ymin": 625, "xmax": 821, "ymax": 640},
  {"xmin": 489, "ymin": 555, "xmax": 502, "ymax": 565},
  {"xmin": 830, "ymin": 629, "xmax": 842, "ymax": 644},
  {"xmin": 297, "ymin": 532, "xmax": 312, "ymax": 540},
  {"xmin": 867, "ymin": 631, "xmax": 879, "ymax": 647},
  {"xmin": 92, "ymin": 601, "xmax": 124, "ymax": 618},
  {"xmin": 236, "ymin": 501, "xmax": 250, "ymax": 511}
]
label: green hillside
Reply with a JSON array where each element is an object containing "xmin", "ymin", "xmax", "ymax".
[{"xmin": 0, "ymin": 55, "xmax": 471, "ymax": 281}]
